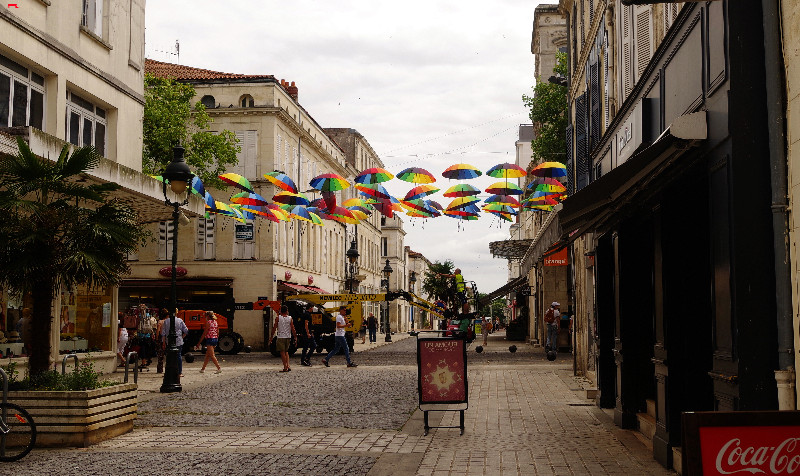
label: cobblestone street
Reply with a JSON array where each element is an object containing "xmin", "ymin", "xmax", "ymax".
[{"xmin": 1, "ymin": 332, "xmax": 675, "ymax": 475}]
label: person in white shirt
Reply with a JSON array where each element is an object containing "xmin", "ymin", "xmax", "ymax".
[
  {"xmin": 270, "ymin": 305, "xmax": 296, "ymax": 372},
  {"xmin": 322, "ymin": 306, "xmax": 358, "ymax": 368}
]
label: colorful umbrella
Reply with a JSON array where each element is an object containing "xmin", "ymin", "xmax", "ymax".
[
  {"xmin": 426, "ymin": 200, "xmax": 444, "ymax": 211},
  {"xmin": 321, "ymin": 191, "xmax": 337, "ymax": 211},
  {"xmin": 369, "ymin": 199, "xmax": 403, "ymax": 218},
  {"xmin": 347, "ymin": 207, "xmax": 371, "ymax": 220},
  {"xmin": 483, "ymin": 203, "xmax": 517, "ymax": 214},
  {"xmin": 486, "ymin": 163, "xmax": 527, "ymax": 179},
  {"xmin": 342, "ymin": 198, "xmax": 374, "ymax": 209},
  {"xmin": 241, "ymin": 205, "xmax": 283, "ymax": 223},
  {"xmin": 485, "ymin": 195, "xmax": 521, "ymax": 208},
  {"xmin": 401, "ymin": 198, "xmax": 431, "ymax": 212},
  {"xmin": 219, "ymin": 173, "xmax": 254, "ymax": 193},
  {"xmin": 203, "ymin": 192, "xmax": 216, "ymax": 211},
  {"xmin": 404, "ymin": 184, "xmax": 440, "ymax": 201},
  {"xmin": 442, "ymin": 163, "xmax": 482, "ymax": 180},
  {"xmin": 273, "ymin": 191, "xmax": 310, "ymax": 206},
  {"xmin": 355, "ymin": 167, "xmax": 394, "ymax": 184},
  {"xmin": 529, "ymin": 161, "xmax": 568, "ymax": 179},
  {"xmin": 446, "ymin": 196, "xmax": 481, "ymax": 211},
  {"xmin": 230, "ymin": 192, "xmax": 269, "ymax": 206},
  {"xmin": 190, "ymin": 176, "xmax": 206, "ymax": 197},
  {"xmin": 528, "ymin": 177, "xmax": 566, "ymax": 188},
  {"xmin": 265, "ymin": 204, "xmax": 291, "ymax": 221},
  {"xmin": 485, "ymin": 181, "xmax": 524, "ymax": 195},
  {"xmin": 396, "ymin": 167, "xmax": 436, "ymax": 184},
  {"xmin": 444, "ymin": 209, "xmax": 480, "ymax": 220},
  {"xmin": 485, "ymin": 210, "xmax": 515, "ymax": 222},
  {"xmin": 263, "ymin": 171, "xmax": 298, "ymax": 193},
  {"xmin": 355, "ymin": 183, "xmax": 394, "ymax": 201},
  {"xmin": 288, "ymin": 205, "xmax": 318, "ymax": 224},
  {"xmin": 310, "ymin": 173, "xmax": 350, "ymax": 192},
  {"xmin": 443, "ymin": 183, "xmax": 481, "ymax": 198},
  {"xmin": 327, "ymin": 206, "xmax": 359, "ymax": 224}
]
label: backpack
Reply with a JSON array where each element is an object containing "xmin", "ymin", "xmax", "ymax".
[
  {"xmin": 544, "ymin": 308, "xmax": 556, "ymax": 324},
  {"xmin": 138, "ymin": 312, "xmax": 154, "ymax": 333}
]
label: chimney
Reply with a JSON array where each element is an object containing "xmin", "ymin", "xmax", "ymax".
[{"xmin": 287, "ymin": 81, "xmax": 298, "ymax": 102}]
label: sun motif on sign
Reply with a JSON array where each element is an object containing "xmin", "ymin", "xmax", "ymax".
[{"xmin": 429, "ymin": 359, "xmax": 456, "ymax": 392}]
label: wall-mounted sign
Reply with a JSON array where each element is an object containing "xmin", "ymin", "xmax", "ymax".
[
  {"xmin": 159, "ymin": 266, "xmax": 187, "ymax": 278},
  {"xmin": 285, "ymin": 271, "xmax": 292, "ymax": 281},
  {"xmin": 544, "ymin": 248, "xmax": 568, "ymax": 267},
  {"xmin": 235, "ymin": 223, "xmax": 254, "ymax": 241},
  {"xmin": 308, "ymin": 275, "xmax": 314, "ymax": 284}
]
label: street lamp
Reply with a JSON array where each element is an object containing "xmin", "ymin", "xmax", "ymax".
[
  {"xmin": 409, "ymin": 271, "xmax": 417, "ymax": 330},
  {"xmin": 382, "ymin": 259, "xmax": 393, "ymax": 342},
  {"xmin": 346, "ymin": 239, "xmax": 359, "ymax": 293},
  {"xmin": 160, "ymin": 144, "xmax": 194, "ymax": 394}
]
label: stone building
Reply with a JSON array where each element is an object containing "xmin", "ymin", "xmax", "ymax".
[{"xmin": 406, "ymin": 247, "xmax": 433, "ymax": 329}]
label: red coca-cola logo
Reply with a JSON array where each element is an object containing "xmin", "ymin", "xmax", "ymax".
[
  {"xmin": 308, "ymin": 275, "xmax": 314, "ymax": 284},
  {"xmin": 159, "ymin": 266, "xmax": 187, "ymax": 278},
  {"xmin": 285, "ymin": 271, "xmax": 292, "ymax": 281},
  {"xmin": 701, "ymin": 427, "xmax": 800, "ymax": 474}
]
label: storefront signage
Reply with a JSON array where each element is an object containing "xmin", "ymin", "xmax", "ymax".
[
  {"xmin": 311, "ymin": 293, "xmax": 383, "ymax": 302},
  {"xmin": 158, "ymin": 266, "xmax": 187, "ymax": 278},
  {"xmin": 235, "ymin": 224, "xmax": 254, "ymax": 241},
  {"xmin": 234, "ymin": 302, "xmax": 252, "ymax": 311},
  {"xmin": 682, "ymin": 411, "xmax": 800, "ymax": 475},
  {"xmin": 616, "ymin": 101, "xmax": 643, "ymax": 166},
  {"xmin": 417, "ymin": 338, "xmax": 467, "ymax": 404},
  {"xmin": 544, "ymin": 248, "xmax": 568, "ymax": 267}
]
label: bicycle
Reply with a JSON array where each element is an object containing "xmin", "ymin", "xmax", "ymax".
[{"xmin": 0, "ymin": 368, "xmax": 36, "ymax": 462}]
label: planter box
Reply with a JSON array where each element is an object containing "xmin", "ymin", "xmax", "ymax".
[{"xmin": 7, "ymin": 383, "xmax": 137, "ymax": 447}]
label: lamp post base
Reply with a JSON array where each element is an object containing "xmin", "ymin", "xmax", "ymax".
[
  {"xmin": 385, "ymin": 333, "xmax": 392, "ymax": 342},
  {"xmin": 160, "ymin": 346, "xmax": 182, "ymax": 393}
]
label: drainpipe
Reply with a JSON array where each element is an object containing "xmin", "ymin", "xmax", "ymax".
[{"xmin": 761, "ymin": 0, "xmax": 795, "ymax": 410}]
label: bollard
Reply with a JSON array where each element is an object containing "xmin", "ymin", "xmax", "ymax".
[
  {"xmin": 475, "ymin": 345, "xmax": 483, "ymax": 353},
  {"xmin": 509, "ymin": 345, "xmax": 517, "ymax": 353},
  {"xmin": 124, "ymin": 351, "xmax": 139, "ymax": 384},
  {"xmin": 61, "ymin": 354, "xmax": 79, "ymax": 375}
]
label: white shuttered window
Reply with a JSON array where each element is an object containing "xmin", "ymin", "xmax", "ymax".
[{"xmin": 196, "ymin": 216, "xmax": 215, "ymax": 260}]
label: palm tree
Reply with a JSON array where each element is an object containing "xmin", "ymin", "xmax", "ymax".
[{"xmin": 0, "ymin": 138, "xmax": 147, "ymax": 376}]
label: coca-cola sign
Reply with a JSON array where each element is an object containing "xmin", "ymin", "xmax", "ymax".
[{"xmin": 684, "ymin": 411, "xmax": 800, "ymax": 476}]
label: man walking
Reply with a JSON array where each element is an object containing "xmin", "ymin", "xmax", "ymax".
[
  {"xmin": 300, "ymin": 303, "xmax": 316, "ymax": 366},
  {"xmin": 367, "ymin": 312, "xmax": 377, "ymax": 344},
  {"xmin": 322, "ymin": 306, "xmax": 358, "ymax": 368},
  {"xmin": 160, "ymin": 311, "xmax": 189, "ymax": 377},
  {"xmin": 545, "ymin": 302, "xmax": 561, "ymax": 352}
]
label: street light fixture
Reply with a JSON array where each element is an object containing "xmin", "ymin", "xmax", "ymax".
[
  {"xmin": 160, "ymin": 144, "xmax": 194, "ymax": 394},
  {"xmin": 409, "ymin": 271, "xmax": 417, "ymax": 330},
  {"xmin": 382, "ymin": 259, "xmax": 393, "ymax": 342},
  {"xmin": 346, "ymin": 239, "xmax": 359, "ymax": 293}
]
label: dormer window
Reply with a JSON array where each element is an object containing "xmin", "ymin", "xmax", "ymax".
[
  {"xmin": 200, "ymin": 95, "xmax": 215, "ymax": 108},
  {"xmin": 239, "ymin": 94, "xmax": 254, "ymax": 108}
]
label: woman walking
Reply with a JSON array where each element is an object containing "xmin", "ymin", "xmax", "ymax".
[{"xmin": 197, "ymin": 310, "xmax": 222, "ymax": 374}]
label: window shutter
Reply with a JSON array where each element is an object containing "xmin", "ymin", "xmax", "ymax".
[
  {"xmin": 634, "ymin": 5, "xmax": 653, "ymax": 82},
  {"xmin": 572, "ymin": 6, "xmax": 578, "ymax": 75},
  {"xmin": 589, "ymin": 61, "xmax": 601, "ymax": 152},
  {"xmin": 196, "ymin": 217, "xmax": 215, "ymax": 260},
  {"xmin": 620, "ymin": 4, "xmax": 634, "ymax": 100},
  {"xmin": 665, "ymin": 3, "xmax": 682, "ymax": 32},
  {"xmin": 158, "ymin": 221, "xmax": 174, "ymax": 261},
  {"xmin": 575, "ymin": 92, "xmax": 589, "ymax": 192},
  {"xmin": 604, "ymin": 29, "xmax": 611, "ymax": 128},
  {"xmin": 565, "ymin": 124, "xmax": 574, "ymax": 196}
]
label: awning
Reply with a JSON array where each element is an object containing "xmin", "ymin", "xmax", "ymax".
[
  {"xmin": 304, "ymin": 285, "xmax": 329, "ymax": 294},
  {"xmin": 278, "ymin": 282, "xmax": 312, "ymax": 294},
  {"xmin": 522, "ymin": 111, "xmax": 707, "ymax": 271},
  {"xmin": 120, "ymin": 279, "xmax": 233, "ymax": 287},
  {"xmin": 480, "ymin": 275, "xmax": 528, "ymax": 305},
  {"xmin": 489, "ymin": 239, "xmax": 533, "ymax": 259}
]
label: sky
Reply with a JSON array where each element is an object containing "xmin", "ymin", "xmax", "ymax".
[{"xmin": 144, "ymin": 0, "xmax": 541, "ymax": 294}]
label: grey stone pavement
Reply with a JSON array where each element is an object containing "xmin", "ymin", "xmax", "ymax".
[{"xmin": 0, "ymin": 331, "xmax": 675, "ymax": 475}]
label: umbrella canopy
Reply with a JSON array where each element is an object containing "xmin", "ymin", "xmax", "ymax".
[
  {"xmin": 368, "ymin": 198, "xmax": 403, "ymax": 218},
  {"xmin": 273, "ymin": 191, "xmax": 310, "ymax": 206},
  {"xmin": 342, "ymin": 198, "xmax": 373, "ymax": 209},
  {"xmin": 327, "ymin": 206, "xmax": 359, "ymax": 224},
  {"xmin": 426, "ymin": 200, "xmax": 444, "ymax": 211},
  {"xmin": 263, "ymin": 171, "xmax": 298, "ymax": 193},
  {"xmin": 355, "ymin": 183, "xmax": 394, "ymax": 201},
  {"xmin": 485, "ymin": 181, "xmax": 524, "ymax": 195},
  {"xmin": 288, "ymin": 205, "xmax": 318, "ymax": 224},
  {"xmin": 321, "ymin": 191, "xmax": 337, "ymax": 211},
  {"xmin": 446, "ymin": 196, "xmax": 481, "ymax": 211},
  {"xmin": 528, "ymin": 176, "xmax": 566, "ymax": 188},
  {"xmin": 486, "ymin": 162, "xmax": 527, "ymax": 179},
  {"xmin": 401, "ymin": 198, "xmax": 432, "ymax": 212},
  {"xmin": 485, "ymin": 210, "xmax": 515, "ymax": 222},
  {"xmin": 396, "ymin": 167, "xmax": 436, "ymax": 184},
  {"xmin": 347, "ymin": 207, "xmax": 370, "ymax": 220},
  {"xmin": 443, "ymin": 183, "xmax": 481, "ymax": 198},
  {"xmin": 485, "ymin": 195, "xmax": 521, "ymax": 208},
  {"xmin": 529, "ymin": 161, "xmax": 568, "ymax": 179},
  {"xmin": 265, "ymin": 204, "xmax": 291, "ymax": 221},
  {"xmin": 190, "ymin": 176, "xmax": 206, "ymax": 197},
  {"xmin": 444, "ymin": 209, "xmax": 480, "ymax": 220},
  {"xmin": 241, "ymin": 205, "xmax": 282, "ymax": 223},
  {"xmin": 404, "ymin": 184, "xmax": 440, "ymax": 201},
  {"xmin": 310, "ymin": 173, "xmax": 350, "ymax": 192},
  {"xmin": 442, "ymin": 163, "xmax": 482, "ymax": 180},
  {"xmin": 230, "ymin": 192, "xmax": 269, "ymax": 206},
  {"xmin": 354, "ymin": 167, "xmax": 394, "ymax": 184},
  {"xmin": 483, "ymin": 203, "xmax": 517, "ymax": 214},
  {"xmin": 219, "ymin": 173, "xmax": 254, "ymax": 193}
]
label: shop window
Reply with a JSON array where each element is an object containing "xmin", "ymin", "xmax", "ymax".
[
  {"xmin": 66, "ymin": 91, "xmax": 107, "ymax": 157},
  {"xmin": 0, "ymin": 53, "xmax": 45, "ymax": 131},
  {"xmin": 62, "ymin": 284, "xmax": 112, "ymax": 353}
]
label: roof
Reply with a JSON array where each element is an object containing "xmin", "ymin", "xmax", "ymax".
[{"xmin": 145, "ymin": 59, "xmax": 275, "ymax": 81}]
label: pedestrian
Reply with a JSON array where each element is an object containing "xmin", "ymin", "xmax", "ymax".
[
  {"xmin": 196, "ymin": 310, "xmax": 222, "ymax": 374},
  {"xmin": 482, "ymin": 317, "xmax": 489, "ymax": 345},
  {"xmin": 439, "ymin": 268, "xmax": 467, "ymax": 306},
  {"xmin": 116, "ymin": 317, "xmax": 128, "ymax": 367},
  {"xmin": 545, "ymin": 301, "xmax": 560, "ymax": 353},
  {"xmin": 160, "ymin": 311, "xmax": 189, "ymax": 377},
  {"xmin": 155, "ymin": 308, "xmax": 168, "ymax": 373},
  {"xmin": 136, "ymin": 304, "xmax": 156, "ymax": 369},
  {"xmin": 300, "ymin": 303, "xmax": 316, "ymax": 367},
  {"xmin": 270, "ymin": 305, "xmax": 296, "ymax": 372},
  {"xmin": 359, "ymin": 316, "xmax": 366, "ymax": 344},
  {"xmin": 322, "ymin": 306, "xmax": 358, "ymax": 368},
  {"xmin": 367, "ymin": 312, "xmax": 378, "ymax": 343}
]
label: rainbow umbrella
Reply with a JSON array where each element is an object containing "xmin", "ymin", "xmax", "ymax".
[
  {"xmin": 404, "ymin": 184, "xmax": 440, "ymax": 201},
  {"xmin": 443, "ymin": 183, "xmax": 481, "ymax": 198},
  {"xmin": 355, "ymin": 183, "xmax": 394, "ymax": 201},
  {"xmin": 444, "ymin": 209, "xmax": 480, "ymax": 220},
  {"xmin": 321, "ymin": 191, "xmax": 337, "ymax": 211},
  {"xmin": 368, "ymin": 199, "xmax": 403, "ymax": 218},
  {"xmin": 342, "ymin": 198, "xmax": 374, "ymax": 209},
  {"xmin": 528, "ymin": 176, "xmax": 566, "ymax": 188},
  {"xmin": 406, "ymin": 208, "xmax": 435, "ymax": 218},
  {"xmin": 289, "ymin": 205, "xmax": 318, "ymax": 224},
  {"xmin": 401, "ymin": 199, "xmax": 430, "ymax": 212},
  {"xmin": 219, "ymin": 173, "xmax": 254, "ymax": 193},
  {"xmin": 310, "ymin": 173, "xmax": 350, "ymax": 192},
  {"xmin": 190, "ymin": 176, "xmax": 206, "ymax": 197},
  {"xmin": 485, "ymin": 195, "xmax": 521, "ymax": 208},
  {"xmin": 355, "ymin": 167, "xmax": 394, "ymax": 184},
  {"xmin": 229, "ymin": 204, "xmax": 252, "ymax": 221},
  {"xmin": 273, "ymin": 191, "xmax": 310, "ymax": 206},
  {"xmin": 214, "ymin": 201, "xmax": 236, "ymax": 216},
  {"xmin": 263, "ymin": 171, "xmax": 298, "ymax": 193},
  {"xmin": 327, "ymin": 206, "xmax": 359, "ymax": 224},
  {"xmin": 530, "ymin": 161, "xmax": 568, "ymax": 179},
  {"xmin": 203, "ymin": 192, "xmax": 216, "ymax": 210},
  {"xmin": 483, "ymin": 203, "xmax": 517, "ymax": 214},
  {"xmin": 426, "ymin": 200, "xmax": 444, "ymax": 211},
  {"xmin": 230, "ymin": 192, "xmax": 269, "ymax": 206},
  {"xmin": 442, "ymin": 163, "xmax": 482, "ymax": 180},
  {"xmin": 486, "ymin": 181, "xmax": 523, "ymax": 195},
  {"xmin": 347, "ymin": 207, "xmax": 371, "ymax": 220},
  {"xmin": 486, "ymin": 163, "xmax": 527, "ymax": 179},
  {"xmin": 241, "ymin": 205, "xmax": 282, "ymax": 223},
  {"xmin": 486, "ymin": 210, "xmax": 515, "ymax": 222},
  {"xmin": 446, "ymin": 196, "xmax": 481, "ymax": 211},
  {"xmin": 265, "ymin": 204, "xmax": 291, "ymax": 221},
  {"xmin": 396, "ymin": 167, "xmax": 436, "ymax": 184}
]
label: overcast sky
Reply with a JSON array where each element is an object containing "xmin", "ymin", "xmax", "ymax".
[{"xmin": 145, "ymin": 0, "xmax": 541, "ymax": 294}]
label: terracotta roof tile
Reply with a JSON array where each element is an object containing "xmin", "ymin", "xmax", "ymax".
[{"xmin": 144, "ymin": 59, "xmax": 275, "ymax": 81}]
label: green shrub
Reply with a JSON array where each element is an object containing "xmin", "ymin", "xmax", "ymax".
[{"xmin": 2, "ymin": 355, "xmax": 115, "ymax": 391}]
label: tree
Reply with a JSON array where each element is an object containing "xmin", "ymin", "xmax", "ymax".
[
  {"xmin": 422, "ymin": 260, "xmax": 457, "ymax": 311},
  {"xmin": 143, "ymin": 74, "xmax": 240, "ymax": 186},
  {"xmin": 522, "ymin": 51, "xmax": 568, "ymax": 165},
  {"xmin": 0, "ymin": 139, "xmax": 148, "ymax": 376}
]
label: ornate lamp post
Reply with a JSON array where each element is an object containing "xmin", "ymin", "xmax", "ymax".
[
  {"xmin": 160, "ymin": 144, "xmax": 194, "ymax": 394},
  {"xmin": 382, "ymin": 259, "xmax": 393, "ymax": 342},
  {"xmin": 346, "ymin": 239, "xmax": 359, "ymax": 293},
  {"xmin": 409, "ymin": 271, "xmax": 416, "ymax": 329}
]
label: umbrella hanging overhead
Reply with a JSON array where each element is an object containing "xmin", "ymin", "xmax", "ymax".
[
  {"xmin": 528, "ymin": 176, "xmax": 566, "ymax": 188},
  {"xmin": 483, "ymin": 203, "xmax": 517, "ymax": 214},
  {"xmin": 368, "ymin": 199, "xmax": 403, "ymax": 218},
  {"xmin": 342, "ymin": 198, "xmax": 374, "ymax": 209},
  {"xmin": 190, "ymin": 176, "xmax": 206, "ymax": 197},
  {"xmin": 396, "ymin": 167, "xmax": 436, "ymax": 184},
  {"xmin": 426, "ymin": 200, "xmax": 444, "ymax": 211},
  {"xmin": 321, "ymin": 191, "xmax": 337, "ymax": 211},
  {"xmin": 446, "ymin": 196, "xmax": 481, "ymax": 211},
  {"xmin": 273, "ymin": 191, "xmax": 310, "ymax": 206},
  {"xmin": 404, "ymin": 184, "xmax": 440, "ymax": 201},
  {"xmin": 442, "ymin": 163, "xmax": 482, "ymax": 180},
  {"xmin": 230, "ymin": 192, "xmax": 269, "ymax": 206},
  {"xmin": 444, "ymin": 209, "xmax": 480, "ymax": 220},
  {"xmin": 443, "ymin": 183, "xmax": 481, "ymax": 198},
  {"xmin": 355, "ymin": 183, "xmax": 394, "ymax": 201},
  {"xmin": 355, "ymin": 167, "xmax": 394, "ymax": 184},
  {"xmin": 288, "ymin": 205, "xmax": 319, "ymax": 224},
  {"xmin": 310, "ymin": 173, "xmax": 350, "ymax": 192},
  {"xmin": 263, "ymin": 171, "xmax": 298, "ymax": 193},
  {"xmin": 486, "ymin": 162, "xmax": 527, "ymax": 179},
  {"xmin": 241, "ymin": 205, "xmax": 283, "ymax": 223},
  {"xmin": 265, "ymin": 203, "xmax": 291, "ymax": 221},
  {"xmin": 485, "ymin": 181, "xmax": 524, "ymax": 195},
  {"xmin": 219, "ymin": 173, "xmax": 254, "ymax": 193},
  {"xmin": 327, "ymin": 206, "xmax": 359, "ymax": 224},
  {"xmin": 485, "ymin": 195, "xmax": 521, "ymax": 208},
  {"xmin": 529, "ymin": 161, "xmax": 568, "ymax": 179}
]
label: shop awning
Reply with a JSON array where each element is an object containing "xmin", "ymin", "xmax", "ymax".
[
  {"xmin": 120, "ymin": 279, "xmax": 233, "ymax": 287},
  {"xmin": 521, "ymin": 111, "xmax": 707, "ymax": 272},
  {"xmin": 304, "ymin": 285, "xmax": 329, "ymax": 294},
  {"xmin": 489, "ymin": 239, "xmax": 533, "ymax": 259},
  {"xmin": 480, "ymin": 275, "xmax": 528, "ymax": 305},
  {"xmin": 278, "ymin": 282, "xmax": 312, "ymax": 294}
]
